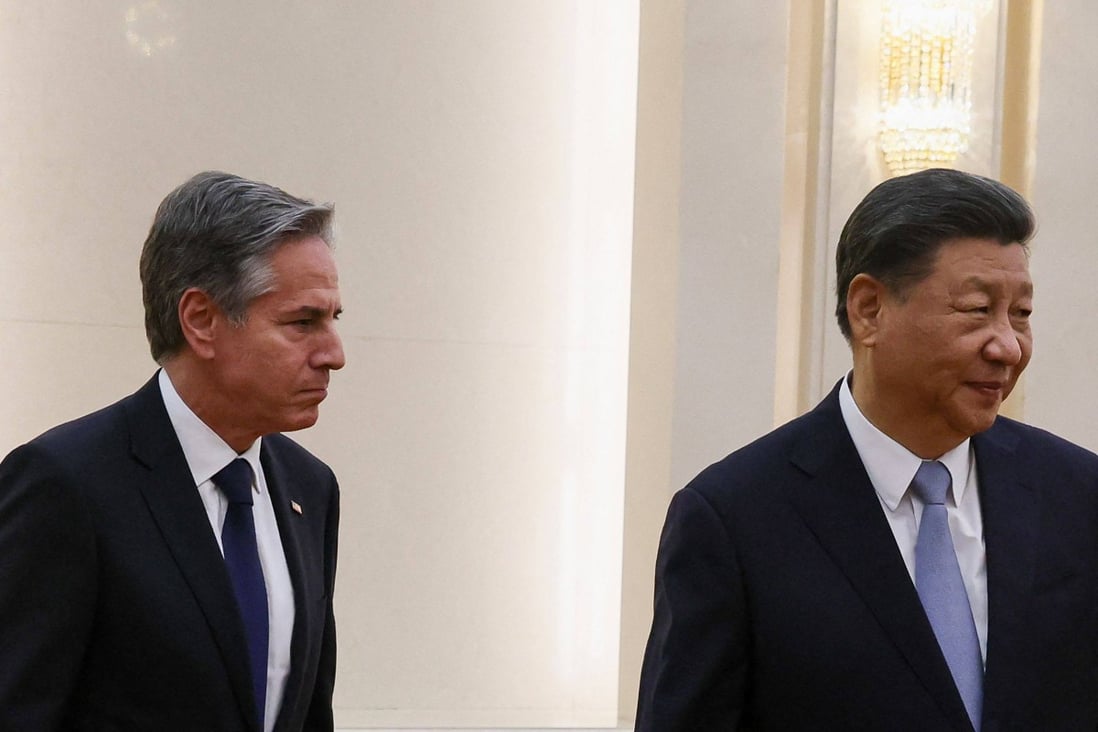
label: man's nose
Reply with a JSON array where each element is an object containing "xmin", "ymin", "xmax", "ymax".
[
  {"xmin": 983, "ymin": 317, "xmax": 1023, "ymax": 366},
  {"xmin": 314, "ymin": 326, "xmax": 346, "ymax": 371}
]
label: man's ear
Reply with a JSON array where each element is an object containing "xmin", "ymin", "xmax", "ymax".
[
  {"xmin": 178, "ymin": 288, "xmax": 220, "ymax": 360},
  {"xmin": 846, "ymin": 273, "xmax": 886, "ymax": 347}
]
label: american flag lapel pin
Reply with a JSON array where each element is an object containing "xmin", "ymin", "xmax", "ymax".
[{"xmin": 290, "ymin": 500, "xmax": 303, "ymax": 515}]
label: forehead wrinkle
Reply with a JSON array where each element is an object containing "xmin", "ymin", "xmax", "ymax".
[{"xmin": 954, "ymin": 273, "xmax": 1033, "ymax": 296}]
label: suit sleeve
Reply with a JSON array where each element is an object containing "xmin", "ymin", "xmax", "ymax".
[
  {"xmin": 303, "ymin": 472, "xmax": 339, "ymax": 731},
  {"xmin": 635, "ymin": 486, "xmax": 749, "ymax": 731},
  {"xmin": 0, "ymin": 443, "xmax": 98, "ymax": 730}
]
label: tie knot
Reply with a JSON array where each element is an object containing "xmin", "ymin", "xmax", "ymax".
[
  {"xmin": 910, "ymin": 460, "xmax": 950, "ymax": 505},
  {"xmin": 213, "ymin": 458, "xmax": 255, "ymax": 505}
]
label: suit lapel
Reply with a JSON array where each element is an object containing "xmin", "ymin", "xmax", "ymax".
[
  {"xmin": 972, "ymin": 423, "xmax": 1036, "ymax": 722},
  {"xmin": 124, "ymin": 375, "xmax": 261, "ymax": 732},
  {"xmin": 784, "ymin": 388, "xmax": 974, "ymax": 730},
  {"xmin": 262, "ymin": 442, "xmax": 311, "ymax": 732}
]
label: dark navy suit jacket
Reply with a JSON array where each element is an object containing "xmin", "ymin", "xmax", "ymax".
[
  {"xmin": 0, "ymin": 374, "xmax": 339, "ymax": 731},
  {"xmin": 637, "ymin": 382, "xmax": 1098, "ymax": 731}
]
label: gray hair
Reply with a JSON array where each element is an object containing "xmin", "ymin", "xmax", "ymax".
[{"xmin": 140, "ymin": 171, "xmax": 334, "ymax": 363}]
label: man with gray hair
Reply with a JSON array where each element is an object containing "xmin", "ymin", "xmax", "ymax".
[{"xmin": 0, "ymin": 171, "xmax": 345, "ymax": 731}]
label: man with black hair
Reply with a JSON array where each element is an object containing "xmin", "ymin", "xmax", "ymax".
[{"xmin": 637, "ymin": 169, "xmax": 1098, "ymax": 730}]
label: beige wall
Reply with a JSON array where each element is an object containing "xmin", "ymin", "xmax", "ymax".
[
  {"xmin": 618, "ymin": 0, "xmax": 790, "ymax": 720},
  {"xmin": 1026, "ymin": 0, "xmax": 1098, "ymax": 452},
  {"xmin": 0, "ymin": 1, "xmax": 638, "ymax": 728},
  {"xmin": 618, "ymin": 0, "xmax": 684, "ymax": 722},
  {"xmin": 2, "ymin": 1, "xmax": 1096, "ymax": 729}
]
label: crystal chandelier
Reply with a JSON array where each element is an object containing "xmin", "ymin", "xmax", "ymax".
[{"xmin": 878, "ymin": 0, "xmax": 991, "ymax": 176}]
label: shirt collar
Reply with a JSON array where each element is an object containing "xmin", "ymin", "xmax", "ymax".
[
  {"xmin": 158, "ymin": 369, "xmax": 262, "ymax": 492},
  {"xmin": 838, "ymin": 372, "xmax": 971, "ymax": 510}
]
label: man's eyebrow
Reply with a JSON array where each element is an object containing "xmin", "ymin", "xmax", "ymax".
[{"xmin": 284, "ymin": 305, "xmax": 340, "ymax": 318}]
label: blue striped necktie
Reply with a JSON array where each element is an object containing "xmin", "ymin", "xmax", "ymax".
[
  {"xmin": 911, "ymin": 460, "xmax": 983, "ymax": 730},
  {"xmin": 213, "ymin": 458, "xmax": 269, "ymax": 728}
]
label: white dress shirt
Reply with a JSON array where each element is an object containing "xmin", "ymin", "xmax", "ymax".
[
  {"xmin": 159, "ymin": 370, "xmax": 295, "ymax": 731},
  {"xmin": 838, "ymin": 374, "xmax": 988, "ymax": 664}
]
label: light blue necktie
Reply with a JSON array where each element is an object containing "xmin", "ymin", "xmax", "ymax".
[
  {"xmin": 213, "ymin": 458, "xmax": 269, "ymax": 728},
  {"xmin": 911, "ymin": 460, "xmax": 983, "ymax": 730}
]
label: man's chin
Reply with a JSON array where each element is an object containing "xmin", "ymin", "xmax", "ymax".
[
  {"xmin": 958, "ymin": 410, "xmax": 1000, "ymax": 438},
  {"xmin": 278, "ymin": 409, "xmax": 320, "ymax": 433}
]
